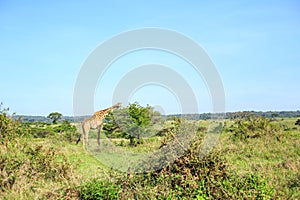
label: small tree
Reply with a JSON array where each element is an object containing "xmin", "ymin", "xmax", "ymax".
[
  {"xmin": 47, "ymin": 112, "xmax": 62, "ymax": 124},
  {"xmin": 103, "ymin": 102, "xmax": 152, "ymax": 145},
  {"xmin": 127, "ymin": 102, "xmax": 151, "ymax": 145}
]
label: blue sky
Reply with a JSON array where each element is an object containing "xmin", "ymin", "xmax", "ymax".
[{"xmin": 0, "ymin": 1, "xmax": 299, "ymax": 115}]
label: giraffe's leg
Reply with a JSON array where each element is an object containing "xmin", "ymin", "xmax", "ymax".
[
  {"xmin": 76, "ymin": 134, "xmax": 82, "ymax": 145},
  {"xmin": 84, "ymin": 128, "xmax": 88, "ymax": 146},
  {"xmin": 82, "ymin": 122, "xmax": 89, "ymax": 147},
  {"xmin": 97, "ymin": 124, "xmax": 103, "ymax": 146}
]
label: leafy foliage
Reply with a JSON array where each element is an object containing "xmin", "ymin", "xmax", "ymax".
[
  {"xmin": 47, "ymin": 112, "xmax": 62, "ymax": 124},
  {"xmin": 227, "ymin": 115, "xmax": 279, "ymax": 140},
  {"xmin": 0, "ymin": 103, "xmax": 24, "ymax": 142},
  {"xmin": 53, "ymin": 120, "xmax": 78, "ymax": 142},
  {"xmin": 103, "ymin": 102, "xmax": 153, "ymax": 145},
  {"xmin": 157, "ymin": 116, "xmax": 182, "ymax": 148},
  {"xmin": 0, "ymin": 112, "xmax": 18, "ymax": 141},
  {"xmin": 0, "ymin": 109, "xmax": 74, "ymax": 196},
  {"xmin": 24, "ymin": 120, "xmax": 78, "ymax": 143},
  {"xmin": 0, "ymin": 103, "xmax": 298, "ymax": 199},
  {"xmin": 79, "ymin": 178, "xmax": 120, "ymax": 200},
  {"xmin": 126, "ymin": 102, "xmax": 151, "ymax": 144},
  {"xmin": 78, "ymin": 134, "xmax": 274, "ymax": 199}
]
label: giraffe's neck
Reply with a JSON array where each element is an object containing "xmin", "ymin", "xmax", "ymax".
[
  {"xmin": 94, "ymin": 106, "xmax": 115, "ymax": 121},
  {"xmin": 101, "ymin": 106, "xmax": 115, "ymax": 114}
]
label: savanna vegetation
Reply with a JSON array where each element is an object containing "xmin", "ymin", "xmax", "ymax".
[{"xmin": 0, "ymin": 102, "xmax": 299, "ymax": 199}]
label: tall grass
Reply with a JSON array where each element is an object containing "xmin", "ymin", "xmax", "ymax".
[
  {"xmin": 221, "ymin": 116, "xmax": 300, "ymax": 199},
  {"xmin": 0, "ymin": 112, "xmax": 78, "ymax": 199},
  {"xmin": 78, "ymin": 132, "xmax": 275, "ymax": 199},
  {"xmin": 1, "ymin": 108, "xmax": 299, "ymax": 199}
]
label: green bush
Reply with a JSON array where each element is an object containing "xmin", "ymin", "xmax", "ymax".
[
  {"xmin": 79, "ymin": 178, "xmax": 120, "ymax": 200},
  {"xmin": 103, "ymin": 103, "xmax": 157, "ymax": 145},
  {"xmin": 22, "ymin": 120, "xmax": 78, "ymax": 142},
  {"xmin": 228, "ymin": 115, "xmax": 279, "ymax": 140},
  {"xmin": 113, "ymin": 134, "xmax": 275, "ymax": 199},
  {"xmin": 0, "ymin": 113, "xmax": 24, "ymax": 142},
  {"xmin": 0, "ymin": 110, "xmax": 74, "ymax": 195},
  {"xmin": 0, "ymin": 139, "xmax": 73, "ymax": 192},
  {"xmin": 53, "ymin": 120, "xmax": 78, "ymax": 142}
]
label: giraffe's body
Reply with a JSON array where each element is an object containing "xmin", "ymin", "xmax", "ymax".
[{"xmin": 76, "ymin": 103, "xmax": 121, "ymax": 147}]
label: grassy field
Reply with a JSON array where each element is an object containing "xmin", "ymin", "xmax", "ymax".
[{"xmin": 0, "ymin": 115, "xmax": 299, "ymax": 199}]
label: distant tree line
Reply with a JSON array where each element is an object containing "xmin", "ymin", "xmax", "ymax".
[
  {"xmin": 12, "ymin": 110, "xmax": 300, "ymax": 123},
  {"xmin": 169, "ymin": 110, "xmax": 300, "ymax": 120},
  {"xmin": 12, "ymin": 115, "xmax": 87, "ymax": 123}
]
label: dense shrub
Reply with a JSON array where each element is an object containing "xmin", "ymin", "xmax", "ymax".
[
  {"xmin": 117, "ymin": 136, "xmax": 274, "ymax": 199},
  {"xmin": 78, "ymin": 134, "xmax": 275, "ymax": 199},
  {"xmin": 0, "ymin": 110, "xmax": 74, "ymax": 195},
  {"xmin": 79, "ymin": 178, "xmax": 120, "ymax": 200},
  {"xmin": 0, "ymin": 141, "xmax": 73, "ymax": 191},
  {"xmin": 24, "ymin": 120, "xmax": 78, "ymax": 142},
  {"xmin": 0, "ymin": 113, "xmax": 24, "ymax": 142},
  {"xmin": 228, "ymin": 115, "xmax": 279, "ymax": 140},
  {"xmin": 53, "ymin": 120, "xmax": 79, "ymax": 142},
  {"xmin": 103, "ymin": 103, "xmax": 161, "ymax": 145}
]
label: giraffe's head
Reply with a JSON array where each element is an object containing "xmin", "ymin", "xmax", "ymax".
[{"xmin": 113, "ymin": 102, "xmax": 122, "ymax": 109}]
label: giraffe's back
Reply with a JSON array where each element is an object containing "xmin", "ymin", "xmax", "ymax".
[{"xmin": 83, "ymin": 116, "xmax": 99, "ymax": 129}]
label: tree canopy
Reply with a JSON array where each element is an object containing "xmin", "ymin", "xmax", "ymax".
[
  {"xmin": 103, "ymin": 102, "xmax": 154, "ymax": 145},
  {"xmin": 47, "ymin": 112, "xmax": 62, "ymax": 124}
]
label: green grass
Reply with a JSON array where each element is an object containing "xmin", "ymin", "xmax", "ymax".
[
  {"xmin": 219, "ymin": 118, "xmax": 300, "ymax": 199},
  {"xmin": 1, "ymin": 116, "xmax": 299, "ymax": 199}
]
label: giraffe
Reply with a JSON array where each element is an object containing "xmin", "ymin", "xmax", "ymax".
[{"xmin": 76, "ymin": 102, "xmax": 122, "ymax": 147}]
